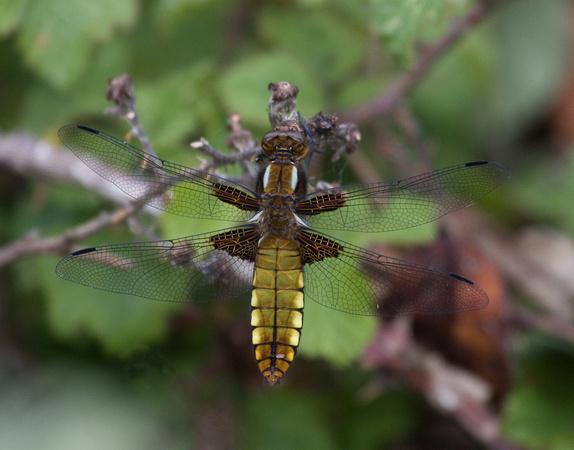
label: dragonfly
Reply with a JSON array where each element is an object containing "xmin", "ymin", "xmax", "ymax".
[{"xmin": 56, "ymin": 120, "xmax": 510, "ymax": 384}]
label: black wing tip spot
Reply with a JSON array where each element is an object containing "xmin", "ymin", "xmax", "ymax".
[
  {"xmin": 466, "ymin": 160, "xmax": 510, "ymax": 174},
  {"xmin": 71, "ymin": 247, "xmax": 97, "ymax": 256},
  {"xmin": 450, "ymin": 272, "xmax": 474, "ymax": 285},
  {"xmin": 76, "ymin": 125, "xmax": 99, "ymax": 134}
]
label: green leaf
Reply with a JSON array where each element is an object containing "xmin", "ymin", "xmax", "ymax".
[
  {"xmin": 258, "ymin": 7, "xmax": 367, "ymax": 84},
  {"xmin": 346, "ymin": 389, "xmax": 420, "ymax": 448},
  {"xmin": 151, "ymin": 0, "xmax": 220, "ymax": 23},
  {"xmin": 413, "ymin": 0, "xmax": 568, "ymax": 150},
  {"xmin": 412, "ymin": 29, "xmax": 497, "ymax": 150},
  {"xmin": 367, "ymin": 0, "xmax": 470, "ymax": 63},
  {"xmin": 38, "ymin": 256, "xmax": 180, "ymax": 356},
  {"xmin": 337, "ymin": 73, "xmax": 393, "ymax": 110},
  {"xmin": 217, "ymin": 51, "xmax": 324, "ymax": 127},
  {"xmin": 17, "ymin": 0, "xmax": 137, "ymax": 89},
  {"xmin": 489, "ymin": 0, "xmax": 569, "ymax": 143},
  {"xmin": 299, "ymin": 295, "xmax": 377, "ymax": 367},
  {"xmin": 509, "ymin": 154, "xmax": 574, "ymax": 235},
  {"xmin": 18, "ymin": 39, "xmax": 130, "ymax": 131},
  {"xmin": 136, "ymin": 60, "xmax": 218, "ymax": 149},
  {"xmin": 242, "ymin": 390, "xmax": 337, "ymax": 450},
  {"xmin": 502, "ymin": 335, "xmax": 574, "ymax": 449},
  {"xmin": 131, "ymin": 0, "xmax": 227, "ymax": 78},
  {"xmin": 0, "ymin": 0, "xmax": 26, "ymax": 37}
]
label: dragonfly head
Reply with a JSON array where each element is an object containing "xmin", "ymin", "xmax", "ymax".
[{"xmin": 261, "ymin": 120, "xmax": 310, "ymax": 161}]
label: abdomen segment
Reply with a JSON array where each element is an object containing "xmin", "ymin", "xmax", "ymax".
[{"xmin": 251, "ymin": 237, "xmax": 304, "ymax": 384}]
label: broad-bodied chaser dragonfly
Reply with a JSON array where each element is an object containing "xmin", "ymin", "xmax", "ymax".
[{"xmin": 56, "ymin": 120, "xmax": 509, "ymax": 384}]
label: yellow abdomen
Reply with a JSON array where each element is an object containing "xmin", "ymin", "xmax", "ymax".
[{"xmin": 251, "ymin": 236, "xmax": 303, "ymax": 384}]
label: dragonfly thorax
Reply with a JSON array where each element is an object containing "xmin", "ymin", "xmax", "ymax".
[
  {"xmin": 258, "ymin": 194, "xmax": 299, "ymax": 237},
  {"xmin": 256, "ymin": 146, "xmax": 307, "ymax": 238}
]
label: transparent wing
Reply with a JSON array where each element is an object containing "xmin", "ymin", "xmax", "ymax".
[
  {"xmin": 298, "ymin": 161, "xmax": 510, "ymax": 233},
  {"xmin": 55, "ymin": 228, "xmax": 255, "ymax": 303},
  {"xmin": 304, "ymin": 235, "xmax": 488, "ymax": 316},
  {"xmin": 58, "ymin": 125, "xmax": 259, "ymax": 222}
]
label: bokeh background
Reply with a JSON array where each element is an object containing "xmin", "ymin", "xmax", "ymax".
[{"xmin": 1, "ymin": 0, "xmax": 574, "ymax": 448}]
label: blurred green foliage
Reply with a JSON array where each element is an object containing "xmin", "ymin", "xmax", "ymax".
[
  {"xmin": 502, "ymin": 335, "xmax": 574, "ymax": 450},
  {"xmin": 1, "ymin": 0, "xmax": 574, "ymax": 449}
]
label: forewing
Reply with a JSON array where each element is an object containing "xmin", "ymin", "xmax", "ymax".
[
  {"xmin": 58, "ymin": 125, "xmax": 259, "ymax": 222},
  {"xmin": 299, "ymin": 161, "xmax": 510, "ymax": 232},
  {"xmin": 55, "ymin": 228, "xmax": 256, "ymax": 303},
  {"xmin": 303, "ymin": 235, "xmax": 488, "ymax": 316}
]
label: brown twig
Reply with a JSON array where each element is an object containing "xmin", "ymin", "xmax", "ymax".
[
  {"xmin": 511, "ymin": 307, "xmax": 574, "ymax": 343},
  {"xmin": 192, "ymin": 138, "xmax": 259, "ymax": 170},
  {"xmin": 105, "ymin": 74, "xmax": 157, "ymax": 156},
  {"xmin": 0, "ymin": 130, "xmax": 131, "ymax": 204},
  {"xmin": 0, "ymin": 203, "xmax": 143, "ymax": 267},
  {"xmin": 192, "ymin": 113, "xmax": 260, "ymax": 180},
  {"xmin": 362, "ymin": 320, "xmax": 521, "ymax": 450},
  {"xmin": 225, "ymin": 113, "xmax": 260, "ymax": 178},
  {"xmin": 268, "ymin": 81, "xmax": 299, "ymax": 126}
]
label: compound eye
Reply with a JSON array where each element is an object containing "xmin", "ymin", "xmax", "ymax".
[
  {"xmin": 261, "ymin": 131, "xmax": 279, "ymax": 155},
  {"xmin": 291, "ymin": 138, "xmax": 309, "ymax": 160},
  {"xmin": 292, "ymin": 140, "xmax": 305, "ymax": 155}
]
